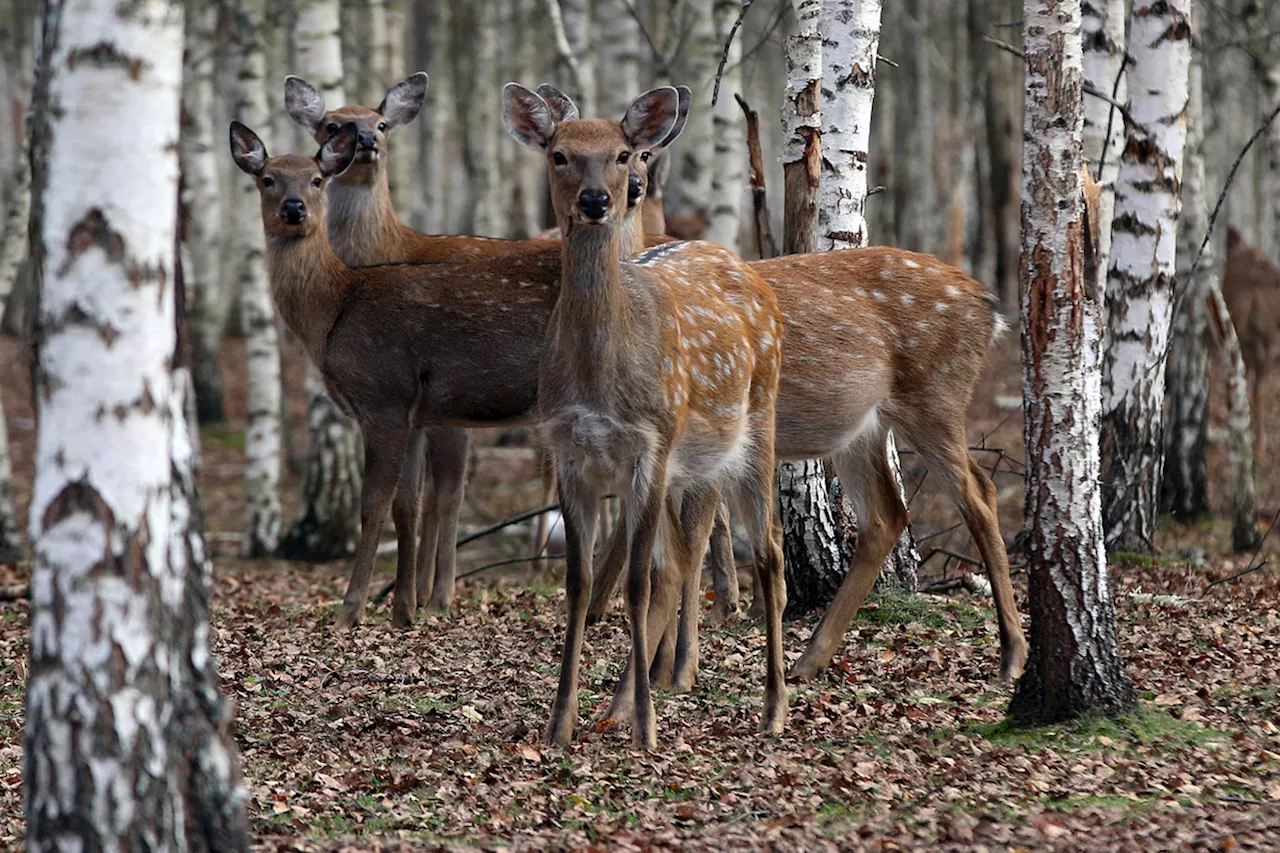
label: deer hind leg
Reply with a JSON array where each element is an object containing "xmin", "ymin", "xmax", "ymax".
[
  {"xmin": 425, "ymin": 427, "xmax": 470, "ymax": 612},
  {"xmin": 415, "ymin": 434, "xmax": 440, "ymax": 608},
  {"xmin": 587, "ymin": 507, "xmax": 628, "ymax": 623},
  {"xmin": 705, "ymin": 501, "xmax": 740, "ymax": 626},
  {"xmin": 389, "ymin": 429, "xmax": 426, "ymax": 628},
  {"xmin": 621, "ymin": 478, "xmax": 674, "ymax": 749},
  {"xmin": 336, "ymin": 423, "xmax": 411, "ymax": 630},
  {"xmin": 649, "ymin": 600, "xmax": 678, "ymax": 690},
  {"xmin": 543, "ymin": 473, "xmax": 599, "ymax": 746},
  {"xmin": 650, "ymin": 487, "xmax": 719, "ymax": 690},
  {"xmin": 789, "ymin": 434, "xmax": 908, "ymax": 682},
  {"xmin": 530, "ymin": 447, "xmax": 556, "ymax": 574},
  {"xmin": 912, "ymin": 424, "xmax": 1027, "ymax": 684},
  {"xmin": 731, "ymin": 454, "xmax": 789, "ymax": 734}
]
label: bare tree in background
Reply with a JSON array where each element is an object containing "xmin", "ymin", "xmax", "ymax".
[
  {"xmin": 1011, "ymin": 0, "xmax": 1134, "ymax": 726},
  {"xmin": 1100, "ymin": 0, "xmax": 1191, "ymax": 553},
  {"xmin": 24, "ymin": 0, "xmax": 247, "ymax": 847},
  {"xmin": 466, "ymin": 0, "xmax": 502, "ymax": 236},
  {"xmin": 677, "ymin": 2, "xmax": 716, "ymax": 227},
  {"xmin": 1081, "ymin": 0, "xmax": 1126, "ymax": 298},
  {"xmin": 894, "ymin": 0, "xmax": 935, "ymax": 255},
  {"xmin": 232, "ymin": 0, "xmax": 284, "ymax": 556},
  {"xmin": 707, "ymin": 0, "xmax": 746, "ymax": 253}
]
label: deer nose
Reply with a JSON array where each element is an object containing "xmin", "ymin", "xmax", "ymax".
[
  {"xmin": 281, "ymin": 198, "xmax": 306, "ymax": 224},
  {"xmin": 627, "ymin": 172, "xmax": 643, "ymax": 207},
  {"xmin": 578, "ymin": 188, "xmax": 610, "ymax": 220},
  {"xmin": 357, "ymin": 131, "xmax": 377, "ymax": 150}
]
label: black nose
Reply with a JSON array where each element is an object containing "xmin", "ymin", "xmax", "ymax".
[
  {"xmin": 282, "ymin": 199, "xmax": 306, "ymax": 224},
  {"xmin": 578, "ymin": 188, "xmax": 610, "ymax": 220},
  {"xmin": 627, "ymin": 172, "xmax": 643, "ymax": 207},
  {"xmin": 358, "ymin": 131, "xmax": 377, "ymax": 150}
]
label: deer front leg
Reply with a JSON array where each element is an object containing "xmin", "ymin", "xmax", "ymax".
[
  {"xmin": 336, "ymin": 426, "xmax": 409, "ymax": 630},
  {"xmin": 621, "ymin": 483, "xmax": 667, "ymax": 749},
  {"xmin": 389, "ymin": 430, "xmax": 426, "ymax": 628},
  {"xmin": 543, "ymin": 474, "xmax": 599, "ymax": 746},
  {"xmin": 425, "ymin": 427, "xmax": 469, "ymax": 612}
]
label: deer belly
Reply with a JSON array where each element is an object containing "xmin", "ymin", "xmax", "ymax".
[{"xmin": 668, "ymin": 411, "xmax": 755, "ymax": 489}]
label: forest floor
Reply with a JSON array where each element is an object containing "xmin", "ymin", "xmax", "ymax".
[{"xmin": 1, "ymin": 336, "xmax": 1279, "ymax": 851}]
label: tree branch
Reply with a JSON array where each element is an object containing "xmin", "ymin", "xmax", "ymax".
[
  {"xmin": 544, "ymin": 0, "xmax": 589, "ymax": 109},
  {"xmin": 982, "ymin": 35, "xmax": 1136, "ymax": 128},
  {"xmin": 712, "ymin": 1, "xmax": 755, "ymax": 107}
]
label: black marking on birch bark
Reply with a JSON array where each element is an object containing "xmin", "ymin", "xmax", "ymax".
[{"xmin": 65, "ymin": 42, "xmax": 145, "ymax": 79}]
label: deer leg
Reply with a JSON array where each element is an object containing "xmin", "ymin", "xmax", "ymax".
[
  {"xmin": 543, "ymin": 474, "xmax": 599, "ymax": 746},
  {"xmin": 336, "ymin": 425, "xmax": 410, "ymax": 630},
  {"xmin": 746, "ymin": 557, "xmax": 766, "ymax": 619},
  {"xmin": 530, "ymin": 447, "xmax": 556, "ymax": 574},
  {"xmin": 425, "ymin": 427, "xmax": 470, "ymax": 612},
  {"xmin": 587, "ymin": 515, "xmax": 629, "ymax": 626},
  {"xmin": 415, "ymin": 433, "xmax": 439, "ymax": 609},
  {"xmin": 789, "ymin": 437, "xmax": 908, "ymax": 682},
  {"xmin": 671, "ymin": 487, "xmax": 722, "ymax": 692},
  {"xmin": 732, "ymin": 450, "xmax": 788, "ymax": 734},
  {"xmin": 389, "ymin": 429, "xmax": 426, "ymax": 628},
  {"xmin": 705, "ymin": 501, "xmax": 739, "ymax": 626},
  {"xmin": 622, "ymin": 482, "xmax": 668, "ymax": 749},
  {"xmin": 649, "ymin": 606, "xmax": 677, "ymax": 689}
]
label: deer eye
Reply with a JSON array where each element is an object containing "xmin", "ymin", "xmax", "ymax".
[
  {"xmin": 552, "ymin": 152, "xmax": 567, "ymax": 166},
  {"xmin": 377, "ymin": 122, "xmax": 387, "ymax": 132},
  {"xmin": 312, "ymin": 176, "xmax": 323, "ymax": 187},
  {"xmin": 262, "ymin": 176, "xmax": 274, "ymax": 187},
  {"xmin": 325, "ymin": 122, "xmax": 340, "ymax": 134},
  {"xmin": 617, "ymin": 151, "xmax": 631, "ymax": 164}
]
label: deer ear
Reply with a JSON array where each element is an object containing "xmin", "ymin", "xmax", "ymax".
[
  {"xmin": 229, "ymin": 121, "xmax": 268, "ymax": 175},
  {"xmin": 503, "ymin": 83, "xmax": 557, "ymax": 151},
  {"xmin": 621, "ymin": 86, "xmax": 680, "ymax": 151},
  {"xmin": 656, "ymin": 85, "xmax": 691, "ymax": 149},
  {"xmin": 649, "ymin": 148, "xmax": 671, "ymax": 190},
  {"xmin": 536, "ymin": 83, "xmax": 580, "ymax": 123},
  {"xmin": 284, "ymin": 76, "xmax": 326, "ymax": 133},
  {"xmin": 378, "ymin": 72, "xmax": 428, "ymax": 130},
  {"xmin": 317, "ymin": 121, "xmax": 359, "ymax": 177}
]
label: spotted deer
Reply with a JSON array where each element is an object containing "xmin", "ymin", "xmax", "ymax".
[
  {"xmin": 1223, "ymin": 228, "xmax": 1280, "ymax": 462},
  {"xmin": 282, "ymin": 74, "xmax": 684, "ymax": 609},
  {"xmin": 229, "ymin": 120, "xmax": 564, "ymax": 631},
  {"xmin": 503, "ymin": 84, "xmax": 789, "ymax": 747},
  {"xmin": 536, "ymin": 82, "xmax": 1029, "ymax": 693}
]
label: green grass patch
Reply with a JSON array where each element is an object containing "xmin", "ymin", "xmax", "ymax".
[
  {"xmin": 200, "ymin": 424, "xmax": 246, "ymax": 452},
  {"xmin": 1110, "ymin": 551, "xmax": 1156, "ymax": 568},
  {"xmin": 853, "ymin": 592, "xmax": 989, "ymax": 631},
  {"xmin": 969, "ymin": 705, "xmax": 1224, "ymax": 752}
]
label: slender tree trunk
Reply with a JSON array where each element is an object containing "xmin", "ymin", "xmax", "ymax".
[
  {"xmin": 0, "ymin": 102, "xmax": 29, "ymax": 563},
  {"xmin": 365, "ymin": 0, "xmax": 388, "ymax": 104},
  {"xmin": 24, "ymin": 2, "xmax": 248, "ymax": 848},
  {"xmin": 1010, "ymin": 0, "xmax": 1134, "ymax": 726},
  {"xmin": 895, "ymin": 0, "xmax": 935, "ymax": 254},
  {"xmin": 466, "ymin": 0, "xmax": 501, "ymax": 236},
  {"xmin": 549, "ymin": 0, "xmax": 593, "ymax": 118},
  {"xmin": 181, "ymin": 0, "xmax": 225, "ymax": 425},
  {"xmin": 982, "ymin": 0, "xmax": 1021, "ymax": 313},
  {"xmin": 596, "ymin": 0, "xmax": 641, "ymax": 119},
  {"xmin": 706, "ymin": 0, "xmax": 745, "ymax": 252},
  {"xmin": 385, "ymin": 0, "xmax": 424, "ymax": 226},
  {"xmin": 233, "ymin": 0, "xmax": 283, "ymax": 557},
  {"xmin": 1162, "ymin": 21, "xmax": 1210, "ymax": 521},
  {"xmin": 419, "ymin": 0, "xmax": 450, "ymax": 234},
  {"xmin": 676, "ymin": 1, "xmax": 717, "ymax": 223},
  {"xmin": 1081, "ymin": 0, "xmax": 1126, "ymax": 302},
  {"xmin": 0, "ymin": 0, "xmax": 36, "ymax": 339},
  {"xmin": 508, "ymin": 0, "xmax": 541, "ymax": 237},
  {"xmin": 279, "ymin": 0, "xmax": 363, "ymax": 561},
  {"xmin": 1100, "ymin": 0, "xmax": 1191, "ymax": 553}
]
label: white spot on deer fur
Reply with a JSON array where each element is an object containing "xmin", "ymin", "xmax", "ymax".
[
  {"xmin": 854, "ymin": 325, "xmax": 866, "ymax": 335},
  {"xmin": 854, "ymin": 287, "xmax": 867, "ymax": 297},
  {"xmin": 915, "ymin": 319, "xmax": 929, "ymax": 331},
  {"xmin": 873, "ymin": 290, "xmax": 886, "ymax": 302},
  {"xmin": 900, "ymin": 293, "xmax": 915, "ymax": 306},
  {"xmin": 934, "ymin": 301, "xmax": 949, "ymax": 313},
  {"xmin": 878, "ymin": 269, "xmax": 891, "ymax": 280},
  {"xmin": 902, "ymin": 258, "xmax": 920, "ymax": 269},
  {"xmin": 945, "ymin": 285, "xmax": 960, "ymax": 297}
]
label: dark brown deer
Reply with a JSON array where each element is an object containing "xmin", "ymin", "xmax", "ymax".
[
  {"xmin": 1223, "ymin": 228, "xmax": 1280, "ymax": 463},
  {"xmin": 504, "ymin": 84, "xmax": 789, "ymax": 747},
  {"xmin": 229, "ymin": 120, "xmax": 561, "ymax": 630}
]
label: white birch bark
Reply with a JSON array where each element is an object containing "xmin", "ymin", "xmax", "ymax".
[
  {"xmin": 385, "ymin": 0, "xmax": 423, "ymax": 226},
  {"xmin": 281, "ymin": 0, "xmax": 362, "ymax": 561},
  {"xmin": 1100, "ymin": 0, "xmax": 1191, "ymax": 553},
  {"xmin": 1010, "ymin": 0, "xmax": 1133, "ymax": 724},
  {"xmin": 706, "ymin": 0, "xmax": 746, "ymax": 252},
  {"xmin": 557, "ymin": 0, "xmax": 595, "ymax": 118},
  {"xmin": 895, "ymin": 0, "xmax": 935, "ymax": 253},
  {"xmin": 25, "ymin": 1, "xmax": 247, "ymax": 846},
  {"xmin": 1162, "ymin": 20, "xmax": 1209, "ymax": 521},
  {"xmin": 468, "ymin": 0, "xmax": 501, "ymax": 237},
  {"xmin": 420, "ymin": 0, "xmax": 450, "ymax": 234},
  {"xmin": 1081, "ymin": 0, "xmax": 1126, "ymax": 299},
  {"xmin": 595, "ymin": 0, "xmax": 642, "ymax": 120},
  {"xmin": 677, "ymin": 1, "xmax": 717, "ymax": 219},
  {"xmin": 181, "ymin": 0, "xmax": 224, "ymax": 426},
  {"xmin": 366, "ymin": 0, "xmax": 389, "ymax": 104},
  {"xmin": 0, "ymin": 108, "xmax": 28, "ymax": 562},
  {"xmin": 232, "ymin": 0, "xmax": 283, "ymax": 557}
]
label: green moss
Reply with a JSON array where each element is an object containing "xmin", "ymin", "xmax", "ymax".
[
  {"xmin": 970, "ymin": 705, "xmax": 1224, "ymax": 752},
  {"xmin": 200, "ymin": 424, "xmax": 246, "ymax": 452},
  {"xmin": 853, "ymin": 592, "xmax": 990, "ymax": 631},
  {"xmin": 1110, "ymin": 551, "xmax": 1156, "ymax": 568}
]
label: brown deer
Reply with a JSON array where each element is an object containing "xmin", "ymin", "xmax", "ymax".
[
  {"xmin": 503, "ymin": 84, "xmax": 789, "ymax": 747},
  {"xmin": 1223, "ymin": 228, "xmax": 1280, "ymax": 463},
  {"xmin": 229, "ymin": 120, "xmax": 563, "ymax": 631},
  {"xmin": 559, "ymin": 87, "xmax": 1028, "ymax": 694}
]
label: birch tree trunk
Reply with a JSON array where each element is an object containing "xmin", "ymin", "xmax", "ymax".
[
  {"xmin": 1100, "ymin": 0, "xmax": 1191, "ymax": 553},
  {"xmin": 1081, "ymin": 0, "xmax": 1126, "ymax": 300},
  {"xmin": 1207, "ymin": 283, "xmax": 1263, "ymax": 552},
  {"xmin": 278, "ymin": 0, "xmax": 363, "ymax": 562},
  {"xmin": 1162, "ymin": 20, "xmax": 1210, "ymax": 521},
  {"xmin": 419, "ymin": 0, "xmax": 450, "ymax": 234},
  {"xmin": 1010, "ymin": 0, "xmax": 1134, "ymax": 725},
  {"xmin": 894, "ymin": 0, "xmax": 935, "ymax": 254},
  {"xmin": 706, "ymin": 0, "xmax": 745, "ymax": 253},
  {"xmin": 596, "ymin": 0, "xmax": 641, "ymax": 120},
  {"xmin": 25, "ymin": 1, "xmax": 248, "ymax": 847},
  {"xmin": 466, "ymin": 0, "xmax": 501, "ymax": 237},
  {"xmin": 365, "ymin": 0, "xmax": 388, "ymax": 104},
  {"xmin": 181, "ymin": 0, "xmax": 224, "ymax": 426},
  {"xmin": 673, "ymin": 1, "xmax": 716, "ymax": 230},
  {"xmin": 0, "ymin": 107, "xmax": 29, "ymax": 563},
  {"xmin": 558, "ymin": 0, "xmax": 594, "ymax": 118},
  {"xmin": 385, "ymin": 0, "xmax": 424, "ymax": 226},
  {"xmin": 232, "ymin": 0, "xmax": 283, "ymax": 557}
]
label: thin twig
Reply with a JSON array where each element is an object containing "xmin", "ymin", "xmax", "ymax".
[
  {"xmin": 875, "ymin": 54, "xmax": 898, "ymax": 68},
  {"xmin": 1203, "ymin": 510, "xmax": 1279, "ymax": 593},
  {"xmin": 923, "ymin": 548, "xmax": 983, "ymax": 567},
  {"xmin": 866, "ymin": 185, "xmax": 886, "ymax": 196},
  {"xmin": 983, "ymin": 35, "xmax": 1136, "ymax": 127},
  {"xmin": 1096, "ymin": 53, "xmax": 1129, "ymax": 191},
  {"xmin": 456, "ymin": 552, "xmax": 569, "ymax": 581},
  {"xmin": 544, "ymin": 0, "xmax": 589, "ymax": 111},
  {"xmin": 712, "ymin": 0, "xmax": 755, "ymax": 108}
]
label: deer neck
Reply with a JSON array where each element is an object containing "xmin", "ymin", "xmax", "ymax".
[
  {"xmin": 555, "ymin": 220, "xmax": 632, "ymax": 382},
  {"xmin": 620, "ymin": 207, "xmax": 647, "ymax": 257},
  {"xmin": 641, "ymin": 194, "xmax": 666, "ymax": 235},
  {"xmin": 265, "ymin": 224, "xmax": 350, "ymax": 367},
  {"xmin": 326, "ymin": 167, "xmax": 405, "ymax": 266}
]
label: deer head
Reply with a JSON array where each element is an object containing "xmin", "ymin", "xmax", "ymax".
[
  {"xmin": 284, "ymin": 72, "xmax": 428, "ymax": 185},
  {"xmin": 230, "ymin": 120, "xmax": 359, "ymax": 239},
  {"xmin": 503, "ymin": 83, "xmax": 680, "ymax": 231}
]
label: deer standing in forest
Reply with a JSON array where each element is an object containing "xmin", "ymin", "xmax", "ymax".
[
  {"xmin": 529, "ymin": 83, "xmax": 1029, "ymax": 693},
  {"xmin": 503, "ymin": 84, "xmax": 789, "ymax": 747},
  {"xmin": 1222, "ymin": 228, "xmax": 1280, "ymax": 463}
]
